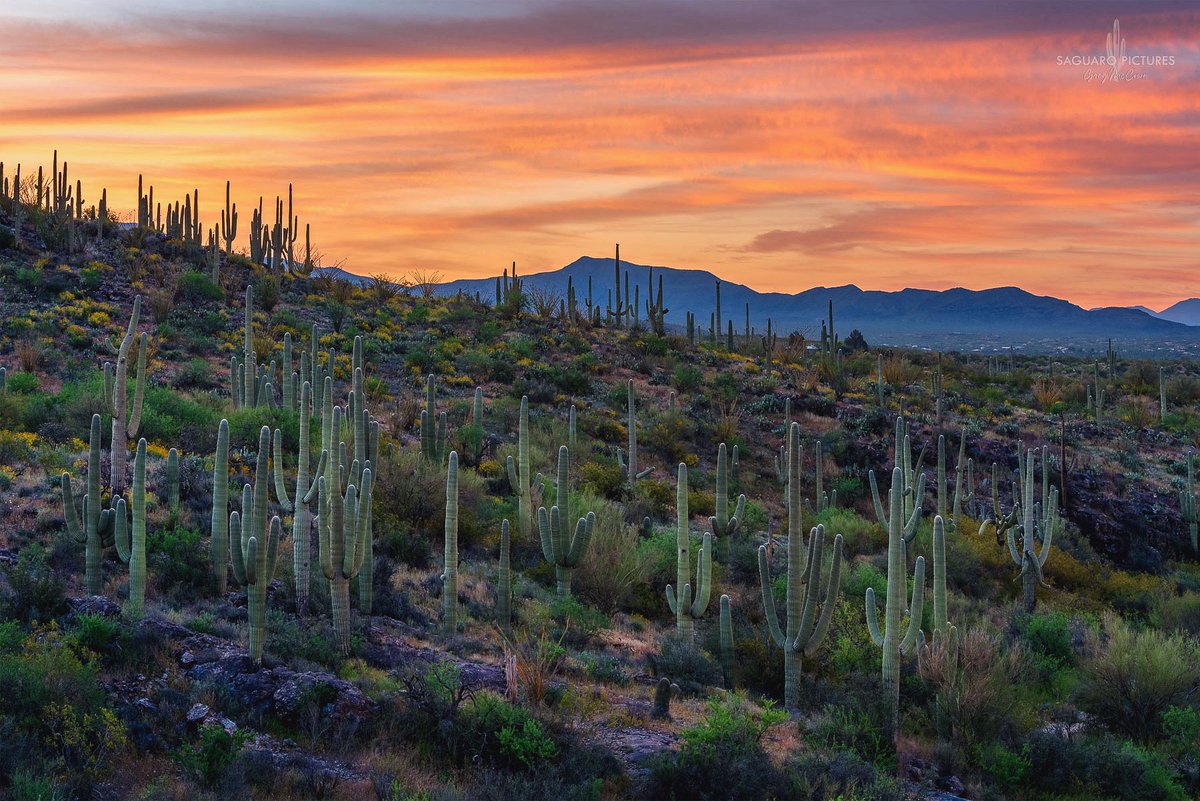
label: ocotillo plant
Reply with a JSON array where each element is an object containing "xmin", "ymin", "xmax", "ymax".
[
  {"xmin": 497, "ymin": 519, "xmax": 512, "ymax": 632},
  {"xmin": 211, "ymin": 419, "xmax": 230, "ymax": 594},
  {"xmin": 719, "ymin": 594, "xmax": 734, "ymax": 689},
  {"xmin": 506, "ymin": 395, "xmax": 541, "ymax": 541},
  {"xmin": 62, "ymin": 414, "xmax": 117, "ymax": 595},
  {"xmin": 106, "ymin": 297, "xmax": 146, "ymax": 495},
  {"xmin": 759, "ymin": 423, "xmax": 843, "ymax": 709},
  {"xmin": 420, "ymin": 374, "xmax": 448, "ymax": 463},
  {"xmin": 1009, "ymin": 449, "xmax": 1057, "ymax": 612},
  {"xmin": 272, "ymin": 380, "xmax": 328, "ymax": 615},
  {"xmin": 711, "ymin": 443, "xmax": 745, "ymax": 562},
  {"xmin": 443, "ymin": 451, "xmax": 460, "ymax": 633},
  {"xmin": 666, "ymin": 463, "xmax": 713, "ymax": 639},
  {"xmin": 114, "ymin": 439, "xmax": 148, "ymax": 620},
  {"xmin": 865, "ymin": 466, "xmax": 927, "ymax": 745},
  {"xmin": 536, "ymin": 445, "xmax": 595, "ymax": 598},
  {"xmin": 229, "ymin": 427, "xmax": 283, "ymax": 664},
  {"xmin": 617, "ymin": 380, "xmax": 653, "ymax": 484},
  {"xmin": 1182, "ymin": 453, "xmax": 1198, "ymax": 552},
  {"xmin": 317, "ymin": 411, "xmax": 373, "ymax": 654}
]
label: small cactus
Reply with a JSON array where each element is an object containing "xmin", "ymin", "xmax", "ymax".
[{"xmin": 652, "ymin": 677, "xmax": 681, "ymax": 720}]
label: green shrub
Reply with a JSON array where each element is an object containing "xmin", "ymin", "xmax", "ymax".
[
  {"xmin": 673, "ymin": 365, "xmax": 703, "ymax": 393},
  {"xmin": 149, "ymin": 526, "xmax": 210, "ymax": 599},
  {"xmin": 1027, "ymin": 731, "xmax": 1188, "ymax": 801},
  {"xmin": 71, "ymin": 614, "xmax": 120, "ymax": 655},
  {"xmin": 173, "ymin": 724, "xmax": 252, "ymax": 789},
  {"xmin": 806, "ymin": 703, "xmax": 894, "ymax": 772},
  {"xmin": 6, "ymin": 371, "xmax": 37, "ymax": 394},
  {"xmin": 654, "ymin": 633, "xmax": 723, "ymax": 694},
  {"xmin": 467, "ymin": 693, "xmax": 557, "ymax": 772},
  {"xmin": 974, "ymin": 741, "xmax": 1031, "ymax": 787},
  {"xmin": 1, "ymin": 544, "xmax": 68, "ymax": 624},
  {"xmin": 177, "ymin": 270, "xmax": 223, "ymax": 302},
  {"xmin": 1077, "ymin": 615, "xmax": 1200, "ymax": 743},
  {"xmin": 644, "ymin": 693, "xmax": 788, "ymax": 801}
]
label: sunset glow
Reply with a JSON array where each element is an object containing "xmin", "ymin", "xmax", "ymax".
[{"xmin": 2, "ymin": 1, "xmax": 1197, "ymax": 308}]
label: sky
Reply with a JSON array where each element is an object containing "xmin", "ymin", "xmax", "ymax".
[{"xmin": 1, "ymin": 1, "xmax": 1197, "ymax": 309}]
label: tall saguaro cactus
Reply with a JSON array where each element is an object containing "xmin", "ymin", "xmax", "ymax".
[
  {"xmin": 759, "ymin": 423, "xmax": 844, "ymax": 709},
  {"xmin": 719, "ymin": 594, "xmax": 734, "ymax": 689},
  {"xmin": 666, "ymin": 463, "xmax": 713, "ymax": 639},
  {"xmin": 865, "ymin": 466, "xmax": 927, "ymax": 745},
  {"xmin": 107, "ymin": 297, "xmax": 147, "ymax": 496},
  {"xmin": 618, "ymin": 380, "xmax": 653, "ymax": 484},
  {"xmin": 420, "ymin": 374, "xmax": 447, "ymax": 463},
  {"xmin": 711, "ymin": 442, "xmax": 745, "ymax": 561},
  {"xmin": 537, "ymin": 445, "xmax": 595, "ymax": 598},
  {"xmin": 443, "ymin": 451, "xmax": 460, "ymax": 633},
  {"xmin": 317, "ymin": 409, "xmax": 373, "ymax": 654},
  {"xmin": 506, "ymin": 395, "xmax": 540, "ymax": 541},
  {"xmin": 62, "ymin": 414, "xmax": 117, "ymax": 595},
  {"xmin": 229, "ymin": 426, "xmax": 283, "ymax": 664},
  {"xmin": 114, "ymin": 439, "xmax": 148, "ymax": 620},
  {"xmin": 211, "ymin": 419, "xmax": 230, "ymax": 594},
  {"xmin": 1182, "ymin": 452, "xmax": 1197, "ymax": 553},
  {"xmin": 497, "ymin": 519, "xmax": 512, "ymax": 631},
  {"xmin": 273, "ymin": 380, "xmax": 328, "ymax": 615},
  {"xmin": 930, "ymin": 515, "xmax": 952, "ymax": 638},
  {"xmin": 1009, "ymin": 448, "xmax": 1057, "ymax": 612}
]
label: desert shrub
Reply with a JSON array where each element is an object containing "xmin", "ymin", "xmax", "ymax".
[
  {"xmin": 1154, "ymin": 592, "xmax": 1200, "ymax": 637},
  {"xmin": 177, "ymin": 270, "xmax": 223, "ymax": 302},
  {"xmin": 1, "ymin": 544, "xmax": 68, "ymax": 624},
  {"xmin": 70, "ymin": 613, "xmax": 121, "ymax": 656},
  {"xmin": 579, "ymin": 651, "xmax": 630, "ymax": 686},
  {"xmin": 974, "ymin": 741, "xmax": 1031, "ymax": 788},
  {"xmin": 0, "ymin": 623, "xmax": 125, "ymax": 794},
  {"xmin": 464, "ymin": 692, "xmax": 557, "ymax": 772},
  {"xmin": 1026, "ymin": 731, "xmax": 1188, "ymax": 801},
  {"xmin": 266, "ymin": 610, "xmax": 344, "ymax": 669},
  {"xmin": 173, "ymin": 724, "xmax": 252, "ymax": 789},
  {"xmin": 578, "ymin": 462, "xmax": 624, "ymax": 501},
  {"xmin": 784, "ymin": 750, "xmax": 903, "ymax": 801},
  {"xmin": 806, "ymin": 702, "xmax": 894, "ymax": 772},
  {"xmin": 653, "ymin": 633, "xmax": 723, "ymax": 694},
  {"xmin": 917, "ymin": 628, "xmax": 1024, "ymax": 753},
  {"xmin": 1077, "ymin": 614, "xmax": 1200, "ymax": 743},
  {"xmin": 572, "ymin": 502, "xmax": 650, "ymax": 613},
  {"xmin": 149, "ymin": 526, "xmax": 210, "ymax": 599},
  {"xmin": 6, "ymin": 371, "xmax": 37, "ymax": 394},
  {"xmin": 643, "ymin": 693, "xmax": 788, "ymax": 801}
]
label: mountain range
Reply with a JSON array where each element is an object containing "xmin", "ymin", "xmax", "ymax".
[{"xmin": 318, "ymin": 257, "xmax": 1200, "ymax": 355}]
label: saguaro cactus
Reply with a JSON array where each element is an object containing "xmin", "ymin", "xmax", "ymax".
[
  {"xmin": 211, "ymin": 419, "xmax": 230, "ymax": 594},
  {"xmin": 719, "ymin": 594, "xmax": 734, "ymax": 689},
  {"xmin": 930, "ymin": 515, "xmax": 952, "ymax": 638},
  {"xmin": 272, "ymin": 380, "xmax": 328, "ymax": 615},
  {"xmin": 865, "ymin": 466, "xmax": 927, "ymax": 745},
  {"xmin": 317, "ymin": 410, "xmax": 373, "ymax": 654},
  {"xmin": 107, "ymin": 297, "xmax": 147, "ymax": 495},
  {"xmin": 711, "ymin": 443, "xmax": 746, "ymax": 561},
  {"xmin": 420, "ymin": 374, "xmax": 448, "ymax": 463},
  {"xmin": 759, "ymin": 423, "xmax": 843, "ymax": 709},
  {"xmin": 506, "ymin": 395, "xmax": 541, "ymax": 541},
  {"xmin": 114, "ymin": 439, "xmax": 148, "ymax": 620},
  {"xmin": 497, "ymin": 519, "xmax": 512, "ymax": 631},
  {"xmin": 62, "ymin": 414, "xmax": 117, "ymax": 595},
  {"xmin": 165, "ymin": 448, "xmax": 180, "ymax": 521},
  {"xmin": 443, "ymin": 451, "xmax": 460, "ymax": 633},
  {"xmin": 1009, "ymin": 448, "xmax": 1057, "ymax": 612},
  {"xmin": 666, "ymin": 463, "xmax": 713, "ymax": 639},
  {"xmin": 537, "ymin": 445, "xmax": 595, "ymax": 599},
  {"xmin": 617, "ymin": 380, "xmax": 653, "ymax": 484},
  {"xmin": 1182, "ymin": 453, "xmax": 1198, "ymax": 553},
  {"xmin": 229, "ymin": 426, "xmax": 283, "ymax": 664}
]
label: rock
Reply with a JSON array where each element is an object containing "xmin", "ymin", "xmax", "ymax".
[
  {"xmin": 135, "ymin": 698, "xmax": 157, "ymax": 713},
  {"xmin": 186, "ymin": 703, "xmax": 209, "ymax": 723},
  {"xmin": 215, "ymin": 716, "xmax": 238, "ymax": 734},
  {"xmin": 937, "ymin": 774, "xmax": 966, "ymax": 796},
  {"xmin": 70, "ymin": 595, "xmax": 121, "ymax": 617}
]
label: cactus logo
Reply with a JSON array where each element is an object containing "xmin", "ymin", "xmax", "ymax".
[{"xmin": 1055, "ymin": 18, "xmax": 1176, "ymax": 83}]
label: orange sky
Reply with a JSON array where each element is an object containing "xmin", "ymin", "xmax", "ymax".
[{"xmin": 1, "ymin": 2, "xmax": 1197, "ymax": 309}]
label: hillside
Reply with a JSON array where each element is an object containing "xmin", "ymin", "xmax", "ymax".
[
  {"xmin": 1, "ymin": 189, "xmax": 1200, "ymax": 801},
  {"xmin": 437, "ymin": 256, "xmax": 1200, "ymax": 356}
]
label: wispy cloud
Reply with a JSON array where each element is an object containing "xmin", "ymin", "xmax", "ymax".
[{"xmin": 0, "ymin": 1, "xmax": 1197, "ymax": 308}]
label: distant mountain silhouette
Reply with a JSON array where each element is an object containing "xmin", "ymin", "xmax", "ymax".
[
  {"xmin": 1155, "ymin": 298, "xmax": 1200, "ymax": 326},
  {"xmin": 435, "ymin": 256, "xmax": 1199, "ymax": 350}
]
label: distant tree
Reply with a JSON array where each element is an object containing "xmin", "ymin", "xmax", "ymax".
[{"xmin": 844, "ymin": 329, "xmax": 869, "ymax": 352}]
